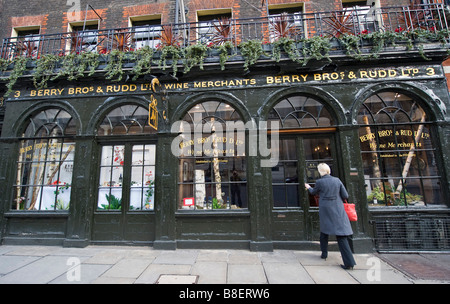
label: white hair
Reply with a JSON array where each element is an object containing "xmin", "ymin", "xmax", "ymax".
[{"xmin": 317, "ymin": 163, "xmax": 331, "ymax": 177}]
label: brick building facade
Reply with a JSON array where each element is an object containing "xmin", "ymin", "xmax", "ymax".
[{"xmin": 0, "ymin": 0, "xmax": 449, "ymax": 251}]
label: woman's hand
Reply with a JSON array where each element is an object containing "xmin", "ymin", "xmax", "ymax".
[{"xmin": 305, "ymin": 183, "xmax": 311, "ymax": 190}]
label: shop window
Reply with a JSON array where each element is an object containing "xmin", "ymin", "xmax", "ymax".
[
  {"xmin": 358, "ymin": 91, "xmax": 444, "ymax": 207},
  {"xmin": 13, "ymin": 108, "xmax": 76, "ymax": 211},
  {"xmin": 268, "ymin": 95, "xmax": 336, "ymax": 208},
  {"xmin": 177, "ymin": 101, "xmax": 247, "ymax": 210},
  {"xmin": 96, "ymin": 104, "xmax": 156, "ymax": 211}
]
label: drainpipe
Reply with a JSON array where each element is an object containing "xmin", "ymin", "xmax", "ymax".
[{"xmin": 175, "ymin": 0, "xmax": 179, "ymax": 24}]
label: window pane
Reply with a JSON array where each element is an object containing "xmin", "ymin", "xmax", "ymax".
[
  {"xmin": 273, "ymin": 185, "xmax": 286, "ymax": 208},
  {"xmin": 97, "ymin": 145, "xmax": 123, "ymax": 211},
  {"xmin": 129, "ymin": 144, "xmax": 155, "ymax": 211},
  {"xmin": 98, "ymin": 188, "xmax": 122, "ymax": 210},
  {"xmin": 272, "ymin": 165, "xmax": 285, "ymax": 183}
]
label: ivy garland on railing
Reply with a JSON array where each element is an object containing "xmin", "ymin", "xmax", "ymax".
[{"xmin": 0, "ymin": 28, "xmax": 449, "ymax": 97}]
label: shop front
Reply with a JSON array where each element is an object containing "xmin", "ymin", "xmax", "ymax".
[{"xmin": 1, "ymin": 60, "xmax": 449, "ymax": 252}]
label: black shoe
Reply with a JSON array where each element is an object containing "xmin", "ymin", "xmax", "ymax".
[
  {"xmin": 340, "ymin": 264, "xmax": 354, "ymax": 270},
  {"xmin": 320, "ymin": 254, "xmax": 327, "ymax": 260}
]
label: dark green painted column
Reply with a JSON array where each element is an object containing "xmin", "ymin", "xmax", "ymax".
[
  {"xmin": 436, "ymin": 121, "xmax": 450, "ymax": 207},
  {"xmin": 153, "ymin": 132, "xmax": 177, "ymax": 250},
  {"xmin": 248, "ymin": 128, "xmax": 273, "ymax": 252},
  {"xmin": 0, "ymin": 140, "xmax": 14, "ymax": 241}
]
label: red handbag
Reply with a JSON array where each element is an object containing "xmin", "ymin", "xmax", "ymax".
[{"xmin": 343, "ymin": 200, "xmax": 358, "ymax": 222}]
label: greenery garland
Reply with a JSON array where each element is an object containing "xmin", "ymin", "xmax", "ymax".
[
  {"xmin": 238, "ymin": 39, "xmax": 264, "ymax": 71},
  {"xmin": 3, "ymin": 56, "xmax": 29, "ymax": 97},
  {"xmin": 183, "ymin": 43, "xmax": 208, "ymax": 73},
  {"xmin": 0, "ymin": 28, "xmax": 449, "ymax": 98},
  {"xmin": 130, "ymin": 46, "xmax": 154, "ymax": 81},
  {"xmin": 158, "ymin": 45, "xmax": 183, "ymax": 76},
  {"xmin": 104, "ymin": 49, "xmax": 127, "ymax": 82}
]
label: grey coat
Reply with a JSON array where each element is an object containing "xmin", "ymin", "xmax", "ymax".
[{"xmin": 308, "ymin": 174, "xmax": 353, "ymax": 236}]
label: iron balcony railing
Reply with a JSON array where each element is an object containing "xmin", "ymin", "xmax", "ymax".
[{"xmin": 0, "ymin": 4, "xmax": 449, "ymax": 60}]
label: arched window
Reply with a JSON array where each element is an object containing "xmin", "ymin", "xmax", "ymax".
[
  {"xmin": 96, "ymin": 104, "xmax": 156, "ymax": 211},
  {"xmin": 358, "ymin": 91, "xmax": 443, "ymax": 207},
  {"xmin": 14, "ymin": 108, "xmax": 76, "ymax": 211},
  {"xmin": 177, "ymin": 101, "xmax": 247, "ymax": 210}
]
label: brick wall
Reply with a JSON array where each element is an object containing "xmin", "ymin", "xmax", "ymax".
[{"xmin": 0, "ymin": 0, "xmax": 440, "ymax": 40}]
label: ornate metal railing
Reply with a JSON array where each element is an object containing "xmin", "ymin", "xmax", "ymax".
[{"xmin": 1, "ymin": 4, "xmax": 448, "ymax": 60}]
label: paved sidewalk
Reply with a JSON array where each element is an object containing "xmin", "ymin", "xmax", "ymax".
[{"xmin": 0, "ymin": 245, "xmax": 448, "ymax": 284}]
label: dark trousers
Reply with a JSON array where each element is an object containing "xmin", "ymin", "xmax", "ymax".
[{"xmin": 320, "ymin": 232, "xmax": 356, "ymax": 267}]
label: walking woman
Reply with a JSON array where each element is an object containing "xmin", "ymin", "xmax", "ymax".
[{"xmin": 305, "ymin": 163, "xmax": 356, "ymax": 270}]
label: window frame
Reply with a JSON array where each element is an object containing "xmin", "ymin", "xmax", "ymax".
[
  {"xmin": 177, "ymin": 101, "xmax": 248, "ymax": 211},
  {"xmin": 13, "ymin": 108, "xmax": 76, "ymax": 211},
  {"xmin": 358, "ymin": 91, "xmax": 444, "ymax": 207}
]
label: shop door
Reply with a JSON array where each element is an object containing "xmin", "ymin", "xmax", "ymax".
[
  {"xmin": 92, "ymin": 143, "xmax": 156, "ymax": 244},
  {"xmin": 272, "ymin": 134, "xmax": 338, "ymax": 242}
]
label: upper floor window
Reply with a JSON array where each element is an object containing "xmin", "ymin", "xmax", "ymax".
[
  {"xmin": 130, "ymin": 15, "xmax": 162, "ymax": 50},
  {"xmin": 12, "ymin": 26, "xmax": 41, "ymax": 58},
  {"xmin": 13, "ymin": 108, "xmax": 76, "ymax": 211},
  {"xmin": 341, "ymin": 0, "xmax": 379, "ymax": 34},
  {"xmin": 268, "ymin": 4, "xmax": 304, "ymax": 41},
  {"xmin": 67, "ymin": 21, "xmax": 99, "ymax": 53},
  {"xmin": 197, "ymin": 10, "xmax": 233, "ymax": 45}
]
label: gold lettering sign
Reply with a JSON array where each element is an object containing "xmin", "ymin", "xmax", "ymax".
[{"xmin": 7, "ymin": 66, "xmax": 441, "ymax": 101}]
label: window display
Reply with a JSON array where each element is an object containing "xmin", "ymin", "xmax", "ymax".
[{"xmin": 177, "ymin": 101, "xmax": 247, "ymax": 210}]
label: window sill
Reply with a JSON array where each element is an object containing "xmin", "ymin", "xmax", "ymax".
[
  {"xmin": 175, "ymin": 209, "xmax": 250, "ymax": 217},
  {"xmin": 4, "ymin": 211, "xmax": 69, "ymax": 218}
]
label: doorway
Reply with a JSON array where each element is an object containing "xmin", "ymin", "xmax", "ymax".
[
  {"xmin": 92, "ymin": 143, "xmax": 156, "ymax": 243},
  {"xmin": 271, "ymin": 133, "xmax": 339, "ymax": 241}
]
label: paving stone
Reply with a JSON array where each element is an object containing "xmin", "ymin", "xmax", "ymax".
[
  {"xmin": 0, "ymin": 256, "xmax": 81, "ymax": 284},
  {"xmin": 191, "ymin": 261, "xmax": 227, "ymax": 284},
  {"xmin": 228, "ymin": 251, "xmax": 261, "ymax": 265},
  {"xmin": 101, "ymin": 258, "xmax": 153, "ymax": 278},
  {"xmin": 304, "ymin": 265, "xmax": 359, "ymax": 284},
  {"xmin": 49, "ymin": 264, "xmax": 112, "ymax": 284},
  {"xmin": 228, "ymin": 264, "xmax": 267, "ymax": 284},
  {"xmin": 0, "ymin": 255, "xmax": 41, "ymax": 275},
  {"xmin": 263, "ymin": 262, "xmax": 315, "ymax": 284},
  {"xmin": 153, "ymin": 250, "xmax": 198, "ymax": 265}
]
